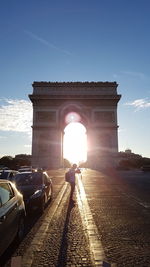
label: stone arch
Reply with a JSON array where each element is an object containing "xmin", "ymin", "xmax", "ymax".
[
  {"xmin": 29, "ymin": 82, "xmax": 121, "ymax": 169},
  {"xmin": 59, "ymin": 102, "xmax": 90, "ymax": 129}
]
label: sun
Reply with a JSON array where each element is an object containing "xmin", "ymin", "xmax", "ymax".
[{"xmin": 63, "ymin": 122, "xmax": 87, "ymax": 165}]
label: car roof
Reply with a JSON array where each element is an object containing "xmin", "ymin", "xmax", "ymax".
[
  {"xmin": 0, "ymin": 170, "xmax": 18, "ymax": 172},
  {"xmin": 17, "ymin": 171, "xmax": 44, "ymax": 175},
  {"xmin": 18, "ymin": 167, "xmax": 32, "ymax": 170},
  {"xmin": 17, "ymin": 171, "xmax": 33, "ymax": 174}
]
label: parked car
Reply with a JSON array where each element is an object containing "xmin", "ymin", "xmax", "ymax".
[
  {"xmin": 0, "ymin": 170, "xmax": 19, "ymax": 181},
  {"xmin": 18, "ymin": 166, "xmax": 32, "ymax": 173},
  {"xmin": 13, "ymin": 171, "xmax": 53, "ymax": 213},
  {"xmin": 0, "ymin": 179, "xmax": 26, "ymax": 257},
  {"xmin": 0, "ymin": 166, "xmax": 9, "ymax": 170}
]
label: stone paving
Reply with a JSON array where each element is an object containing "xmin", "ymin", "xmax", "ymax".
[
  {"xmin": 1, "ymin": 168, "xmax": 150, "ymax": 267},
  {"xmin": 82, "ymin": 169, "xmax": 150, "ymax": 267},
  {"xmin": 30, "ymin": 186, "xmax": 93, "ymax": 267}
]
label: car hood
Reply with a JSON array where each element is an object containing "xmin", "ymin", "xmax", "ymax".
[{"xmin": 17, "ymin": 185, "xmax": 42, "ymax": 198}]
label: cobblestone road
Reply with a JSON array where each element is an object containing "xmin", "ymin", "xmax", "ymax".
[
  {"xmin": 82, "ymin": 169, "xmax": 150, "ymax": 267},
  {"xmin": 1, "ymin": 168, "xmax": 150, "ymax": 267}
]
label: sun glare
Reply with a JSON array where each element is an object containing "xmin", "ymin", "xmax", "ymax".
[{"xmin": 63, "ymin": 122, "xmax": 87, "ymax": 165}]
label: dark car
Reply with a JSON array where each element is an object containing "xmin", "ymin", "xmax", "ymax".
[
  {"xmin": 0, "ymin": 179, "xmax": 26, "ymax": 257},
  {"xmin": 13, "ymin": 171, "xmax": 53, "ymax": 213},
  {"xmin": 0, "ymin": 170, "xmax": 19, "ymax": 181},
  {"xmin": 18, "ymin": 166, "xmax": 33, "ymax": 173}
]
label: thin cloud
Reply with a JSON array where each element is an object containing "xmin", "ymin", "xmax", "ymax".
[
  {"xmin": 0, "ymin": 99, "xmax": 32, "ymax": 133},
  {"xmin": 125, "ymin": 98, "xmax": 150, "ymax": 110},
  {"xmin": 121, "ymin": 71, "xmax": 146, "ymax": 80},
  {"xmin": 24, "ymin": 30, "xmax": 72, "ymax": 56},
  {"xmin": 113, "ymin": 71, "xmax": 146, "ymax": 80},
  {"xmin": 112, "ymin": 74, "xmax": 119, "ymax": 79}
]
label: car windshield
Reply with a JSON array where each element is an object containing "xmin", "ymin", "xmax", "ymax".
[
  {"xmin": 0, "ymin": 171, "xmax": 8, "ymax": 179},
  {"xmin": 14, "ymin": 172, "xmax": 43, "ymax": 186}
]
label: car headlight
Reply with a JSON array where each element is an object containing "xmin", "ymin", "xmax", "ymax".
[{"xmin": 30, "ymin": 189, "xmax": 42, "ymax": 199}]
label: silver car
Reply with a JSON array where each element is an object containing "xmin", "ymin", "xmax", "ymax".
[{"xmin": 0, "ymin": 179, "xmax": 26, "ymax": 257}]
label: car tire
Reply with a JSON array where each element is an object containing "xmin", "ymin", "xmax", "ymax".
[
  {"xmin": 39, "ymin": 196, "xmax": 45, "ymax": 214},
  {"xmin": 16, "ymin": 216, "xmax": 25, "ymax": 242},
  {"xmin": 50, "ymin": 186, "xmax": 53, "ymax": 200}
]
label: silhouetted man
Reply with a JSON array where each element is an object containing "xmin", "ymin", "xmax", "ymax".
[{"xmin": 68, "ymin": 163, "xmax": 81, "ymax": 202}]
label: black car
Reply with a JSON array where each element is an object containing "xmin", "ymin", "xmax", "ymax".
[
  {"xmin": 0, "ymin": 170, "xmax": 19, "ymax": 181},
  {"xmin": 13, "ymin": 171, "xmax": 53, "ymax": 213},
  {"xmin": 0, "ymin": 179, "xmax": 26, "ymax": 257}
]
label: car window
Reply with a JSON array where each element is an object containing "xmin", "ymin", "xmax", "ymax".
[
  {"xmin": 0, "ymin": 183, "xmax": 15, "ymax": 206},
  {"xmin": 0, "ymin": 171, "xmax": 8, "ymax": 179},
  {"xmin": 9, "ymin": 172, "xmax": 14, "ymax": 178},
  {"xmin": 15, "ymin": 172, "xmax": 43, "ymax": 186}
]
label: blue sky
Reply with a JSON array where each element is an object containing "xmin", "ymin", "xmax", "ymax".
[{"xmin": 0, "ymin": 0, "xmax": 150, "ymax": 158}]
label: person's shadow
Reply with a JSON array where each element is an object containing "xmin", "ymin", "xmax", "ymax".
[{"xmin": 56, "ymin": 198, "xmax": 75, "ymax": 267}]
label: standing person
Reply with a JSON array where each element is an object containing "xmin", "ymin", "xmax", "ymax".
[{"xmin": 68, "ymin": 163, "xmax": 80, "ymax": 202}]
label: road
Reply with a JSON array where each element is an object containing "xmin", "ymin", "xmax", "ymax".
[{"xmin": 1, "ymin": 169, "xmax": 150, "ymax": 267}]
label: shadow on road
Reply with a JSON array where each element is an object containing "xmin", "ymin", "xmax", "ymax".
[{"xmin": 56, "ymin": 199, "xmax": 75, "ymax": 267}]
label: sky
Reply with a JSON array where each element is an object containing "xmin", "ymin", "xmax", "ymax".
[{"xmin": 0, "ymin": 0, "xmax": 150, "ymax": 158}]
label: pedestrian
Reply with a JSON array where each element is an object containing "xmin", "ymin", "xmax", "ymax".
[{"xmin": 68, "ymin": 163, "xmax": 81, "ymax": 203}]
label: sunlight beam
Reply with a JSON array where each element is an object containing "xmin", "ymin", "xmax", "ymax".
[{"xmin": 63, "ymin": 122, "xmax": 87, "ymax": 165}]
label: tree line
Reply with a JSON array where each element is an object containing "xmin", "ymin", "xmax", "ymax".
[
  {"xmin": 0, "ymin": 154, "xmax": 31, "ymax": 170},
  {"xmin": 0, "ymin": 153, "xmax": 150, "ymax": 171}
]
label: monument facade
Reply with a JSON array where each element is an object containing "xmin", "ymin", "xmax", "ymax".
[{"xmin": 29, "ymin": 82, "xmax": 121, "ymax": 169}]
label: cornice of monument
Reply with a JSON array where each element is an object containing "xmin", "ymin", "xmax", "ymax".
[
  {"xmin": 31, "ymin": 81, "xmax": 121, "ymax": 99},
  {"xmin": 29, "ymin": 95, "xmax": 121, "ymax": 106},
  {"xmin": 29, "ymin": 94, "xmax": 121, "ymax": 99},
  {"xmin": 32, "ymin": 81, "xmax": 118, "ymax": 87}
]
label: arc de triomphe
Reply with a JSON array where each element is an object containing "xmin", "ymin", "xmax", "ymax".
[{"xmin": 29, "ymin": 82, "xmax": 121, "ymax": 169}]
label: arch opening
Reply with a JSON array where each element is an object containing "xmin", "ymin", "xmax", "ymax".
[{"xmin": 63, "ymin": 122, "xmax": 87, "ymax": 165}]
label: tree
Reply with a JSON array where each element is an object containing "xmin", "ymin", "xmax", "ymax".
[
  {"xmin": 0, "ymin": 156, "xmax": 13, "ymax": 169},
  {"xmin": 0, "ymin": 154, "xmax": 32, "ymax": 170}
]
